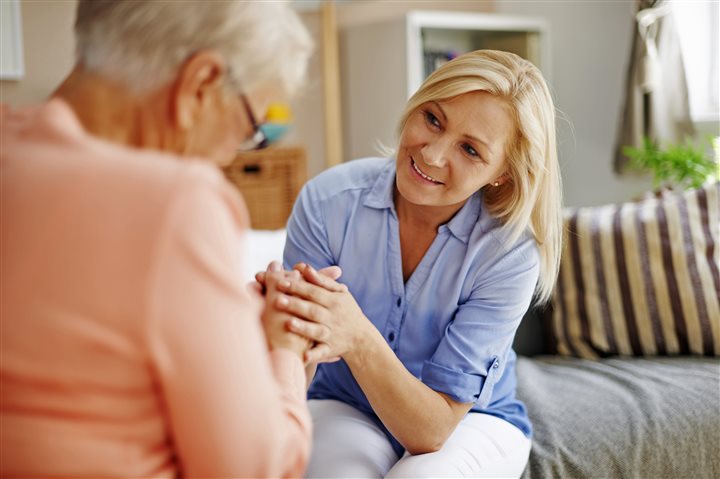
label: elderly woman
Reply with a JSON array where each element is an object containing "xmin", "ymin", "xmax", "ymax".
[
  {"xmin": 265, "ymin": 50, "xmax": 563, "ymax": 478},
  {"xmin": 1, "ymin": 1, "xmax": 313, "ymax": 477}
]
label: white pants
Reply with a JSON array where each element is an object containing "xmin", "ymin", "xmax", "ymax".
[{"xmin": 305, "ymin": 399, "xmax": 531, "ymax": 479}]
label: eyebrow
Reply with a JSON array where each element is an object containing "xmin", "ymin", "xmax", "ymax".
[
  {"xmin": 431, "ymin": 102, "xmax": 495, "ymax": 162},
  {"xmin": 430, "ymin": 101, "xmax": 448, "ymax": 122}
]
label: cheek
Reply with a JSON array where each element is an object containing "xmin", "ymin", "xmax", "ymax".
[
  {"xmin": 453, "ymin": 163, "xmax": 490, "ymax": 191},
  {"xmin": 203, "ymin": 115, "xmax": 240, "ymax": 164},
  {"xmin": 398, "ymin": 120, "xmax": 427, "ymax": 148},
  {"xmin": 216, "ymin": 111, "xmax": 242, "ymax": 146}
]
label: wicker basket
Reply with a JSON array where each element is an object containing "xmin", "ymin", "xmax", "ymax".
[{"xmin": 223, "ymin": 147, "xmax": 307, "ymax": 230}]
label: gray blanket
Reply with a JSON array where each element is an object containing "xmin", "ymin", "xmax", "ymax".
[{"xmin": 516, "ymin": 356, "xmax": 720, "ymax": 479}]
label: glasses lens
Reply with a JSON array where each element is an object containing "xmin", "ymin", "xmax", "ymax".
[
  {"xmin": 237, "ymin": 96, "xmax": 291, "ymax": 152},
  {"xmin": 238, "ymin": 129, "xmax": 267, "ymax": 152}
]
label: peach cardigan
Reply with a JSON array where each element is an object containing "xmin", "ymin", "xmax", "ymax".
[{"xmin": 0, "ymin": 100, "xmax": 310, "ymax": 477}]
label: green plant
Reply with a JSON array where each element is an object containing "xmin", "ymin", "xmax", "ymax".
[{"xmin": 623, "ymin": 137, "xmax": 718, "ymax": 190}]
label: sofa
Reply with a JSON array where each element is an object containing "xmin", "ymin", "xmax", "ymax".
[
  {"xmin": 513, "ymin": 308, "xmax": 719, "ymax": 479},
  {"xmin": 514, "ymin": 182, "xmax": 720, "ymax": 479}
]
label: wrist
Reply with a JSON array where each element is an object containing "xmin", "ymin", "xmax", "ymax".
[
  {"xmin": 344, "ymin": 322, "xmax": 383, "ymax": 367},
  {"xmin": 269, "ymin": 334, "xmax": 309, "ymax": 359}
]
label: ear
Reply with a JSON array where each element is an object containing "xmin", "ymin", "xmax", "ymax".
[
  {"xmin": 492, "ymin": 173, "xmax": 510, "ymax": 187},
  {"xmin": 171, "ymin": 50, "xmax": 227, "ymax": 131}
]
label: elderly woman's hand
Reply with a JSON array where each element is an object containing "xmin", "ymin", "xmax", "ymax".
[
  {"xmin": 273, "ymin": 264, "xmax": 374, "ymax": 364},
  {"xmin": 260, "ymin": 264, "xmax": 312, "ymax": 358}
]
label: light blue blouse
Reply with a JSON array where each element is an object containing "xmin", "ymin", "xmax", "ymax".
[{"xmin": 284, "ymin": 158, "xmax": 538, "ymax": 454}]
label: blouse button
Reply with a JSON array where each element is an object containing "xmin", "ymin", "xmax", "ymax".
[
  {"xmin": 396, "ymin": 297, "xmax": 401, "ymax": 307},
  {"xmin": 388, "ymin": 332, "xmax": 396, "ymax": 342}
]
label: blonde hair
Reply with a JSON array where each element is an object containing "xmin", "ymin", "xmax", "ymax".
[
  {"xmin": 398, "ymin": 50, "xmax": 562, "ymax": 303},
  {"xmin": 74, "ymin": 0, "xmax": 313, "ymax": 97}
]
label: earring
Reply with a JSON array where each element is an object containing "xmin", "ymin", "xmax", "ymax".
[{"xmin": 492, "ymin": 181, "xmax": 500, "ymax": 187}]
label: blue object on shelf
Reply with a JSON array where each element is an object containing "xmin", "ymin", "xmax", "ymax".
[{"xmin": 259, "ymin": 123, "xmax": 290, "ymax": 143}]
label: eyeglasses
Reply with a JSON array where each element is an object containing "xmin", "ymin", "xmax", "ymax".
[{"xmin": 238, "ymin": 94, "xmax": 269, "ymax": 152}]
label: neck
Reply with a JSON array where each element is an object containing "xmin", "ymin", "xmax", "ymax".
[
  {"xmin": 394, "ymin": 186, "xmax": 465, "ymax": 231},
  {"xmin": 52, "ymin": 67, "xmax": 167, "ymax": 151}
]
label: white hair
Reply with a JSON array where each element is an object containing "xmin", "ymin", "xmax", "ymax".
[{"xmin": 74, "ymin": 0, "xmax": 313, "ymax": 96}]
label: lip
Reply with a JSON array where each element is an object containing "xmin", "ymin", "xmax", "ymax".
[{"xmin": 409, "ymin": 156, "xmax": 444, "ymax": 185}]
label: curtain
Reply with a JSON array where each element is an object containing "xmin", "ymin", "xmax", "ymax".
[{"xmin": 614, "ymin": 0, "xmax": 695, "ymax": 173}]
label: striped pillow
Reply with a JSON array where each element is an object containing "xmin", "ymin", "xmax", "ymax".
[{"xmin": 550, "ymin": 182, "xmax": 720, "ymax": 358}]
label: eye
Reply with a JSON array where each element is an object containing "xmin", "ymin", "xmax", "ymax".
[
  {"xmin": 462, "ymin": 143, "xmax": 479, "ymax": 158},
  {"xmin": 423, "ymin": 110, "xmax": 441, "ymax": 129}
]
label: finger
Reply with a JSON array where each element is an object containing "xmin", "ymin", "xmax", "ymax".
[
  {"xmin": 305, "ymin": 344, "xmax": 338, "ymax": 364},
  {"xmin": 287, "ymin": 317, "xmax": 330, "ymax": 343},
  {"xmin": 276, "ymin": 293, "xmax": 327, "ymax": 323},
  {"xmin": 259, "ymin": 268, "xmax": 298, "ymax": 284},
  {"xmin": 263, "ymin": 270, "xmax": 290, "ymax": 296},
  {"xmin": 299, "ymin": 264, "xmax": 347, "ymax": 293},
  {"xmin": 276, "ymin": 277, "xmax": 331, "ymax": 307},
  {"xmin": 318, "ymin": 265, "xmax": 343, "ymax": 281},
  {"xmin": 267, "ymin": 260, "xmax": 282, "ymax": 273}
]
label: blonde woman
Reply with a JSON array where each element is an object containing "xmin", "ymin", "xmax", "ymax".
[
  {"xmin": 1, "ymin": 1, "xmax": 314, "ymax": 477},
  {"xmin": 268, "ymin": 50, "xmax": 562, "ymax": 477}
]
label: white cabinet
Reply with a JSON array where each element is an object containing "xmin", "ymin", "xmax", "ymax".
[{"xmin": 340, "ymin": 10, "xmax": 549, "ymax": 160}]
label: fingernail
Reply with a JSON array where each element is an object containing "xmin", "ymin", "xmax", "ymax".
[
  {"xmin": 290, "ymin": 318, "xmax": 299, "ymax": 329},
  {"xmin": 277, "ymin": 295, "xmax": 289, "ymax": 306},
  {"xmin": 278, "ymin": 279, "xmax": 291, "ymax": 289}
]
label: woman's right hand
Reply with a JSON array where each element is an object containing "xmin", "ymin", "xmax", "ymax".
[
  {"xmin": 274, "ymin": 264, "xmax": 374, "ymax": 364},
  {"xmin": 259, "ymin": 262, "xmax": 344, "ymax": 359}
]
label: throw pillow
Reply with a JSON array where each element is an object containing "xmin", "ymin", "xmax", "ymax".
[{"xmin": 550, "ymin": 182, "xmax": 720, "ymax": 358}]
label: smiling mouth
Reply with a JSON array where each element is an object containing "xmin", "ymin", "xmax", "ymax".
[{"xmin": 411, "ymin": 157, "xmax": 444, "ymax": 185}]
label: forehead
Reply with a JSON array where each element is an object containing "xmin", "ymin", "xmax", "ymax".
[
  {"xmin": 436, "ymin": 91, "xmax": 512, "ymax": 126},
  {"xmin": 435, "ymin": 91, "xmax": 514, "ymax": 135}
]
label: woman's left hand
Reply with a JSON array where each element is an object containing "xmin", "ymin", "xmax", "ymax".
[{"xmin": 274, "ymin": 264, "xmax": 372, "ymax": 363}]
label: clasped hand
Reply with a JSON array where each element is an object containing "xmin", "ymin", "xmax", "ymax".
[{"xmin": 256, "ymin": 261, "xmax": 371, "ymax": 364}]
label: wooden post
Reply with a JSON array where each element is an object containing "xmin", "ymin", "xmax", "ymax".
[{"xmin": 321, "ymin": 0, "xmax": 343, "ymax": 167}]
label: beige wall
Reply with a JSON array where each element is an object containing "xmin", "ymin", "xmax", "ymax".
[
  {"xmin": 291, "ymin": 1, "xmax": 495, "ymax": 177},
  {"xmin": 495, "ymin": 0, "xmax": 653, "ymax": 207},
  {"xmin": 336, "ymin": 0, "xmax": 493, "ymax": 27},
  {"xmin": 0, "ymin": 0, "xmax": 76, "ymax": 106},
  {"xmin": 0, "ymin": 0, "xmax": 495, "ymax": 178},
  {"xmin": 283, "ymin": 11, "xmax": 326, "ymax": 179}
]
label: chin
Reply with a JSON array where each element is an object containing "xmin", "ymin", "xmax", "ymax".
[{"xmin": 395, "ymin": 175, "xmax": 433, "ymax": 206}]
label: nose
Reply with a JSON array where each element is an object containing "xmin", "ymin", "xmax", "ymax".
[{"xmin": 420, "ymin": 138, "xmax": 452, "ymax": 168}]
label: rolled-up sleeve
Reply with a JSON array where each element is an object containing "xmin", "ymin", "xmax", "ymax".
[{"xmin": 421, "ymin": 239, "xmax": 539, "ymax": 407}]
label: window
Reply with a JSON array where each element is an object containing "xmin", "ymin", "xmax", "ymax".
[{"xmin": 672, "ymin": 0, "xmax": 719, "ymax": 124}]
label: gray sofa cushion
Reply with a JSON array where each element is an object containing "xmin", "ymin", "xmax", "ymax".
[{"xmin": 516, "ymin": 356, "xmax": 720, "ymax": 479}]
